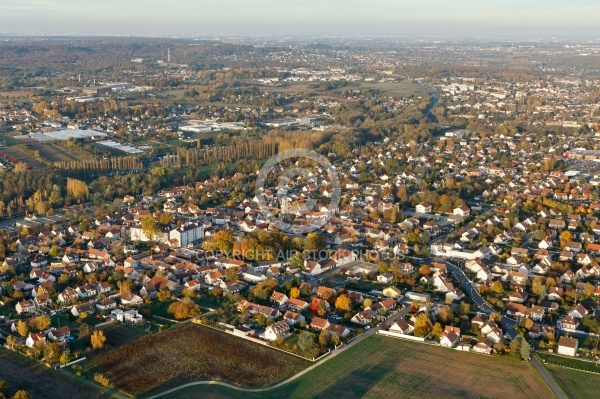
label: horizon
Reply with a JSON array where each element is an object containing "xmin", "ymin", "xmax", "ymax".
[{"xmin": 1, "ymin": 0, "xmax": 600, "ymax": 38}]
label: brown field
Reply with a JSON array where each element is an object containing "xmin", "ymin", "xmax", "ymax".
[
  {"xmin": 0, "ymin": 90, "xmax": 34, "ymax": 98},
  {"xmin": 84, "ymin": 324, "xmax": 309, "ymax": 398},
  {"xmin": 166, "ymin": 335, "xmax": 555, "ymax": 399},
  {"xmin": 0, "ymin": 349, "xmax": 113, "ymax": 399},
  {"xmin": 546, "ymin": 365, "xmax": 600, "ymax": 399}
]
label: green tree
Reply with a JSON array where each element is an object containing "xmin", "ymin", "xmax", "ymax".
[{"xmin": 298, "ymin": 331, "xmax": 319, "ymax": 358}]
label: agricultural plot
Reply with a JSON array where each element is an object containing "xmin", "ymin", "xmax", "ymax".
[
  {"xmin": 545, "ymin": 365, "xmax": 600, "ymax": 399},
  {"xmin": 0, "ymin": 349, "xmax": 112, "ymax": 399},
  {"xmin": 169, "ymin": 334, "xmax": 555, "ymax": 399},
  {"xmin": 0, "ymin": 146, "xmax": 47, "ymax": 168},
  {"xmin": 24, "ymin": 142, "xmax": 81, "ymax": 163},
  {"xmin": 83, "ymin": 324, "xmax": 309, "ymax": 398}
]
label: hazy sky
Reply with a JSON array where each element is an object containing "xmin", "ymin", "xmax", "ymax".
[{"xmin": 1, "ymin": 0, "xmax": 599, "ymax": 38}]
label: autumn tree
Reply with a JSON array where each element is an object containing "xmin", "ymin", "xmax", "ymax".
[
  {"xmin": 167, "ymin": 298, "xmax": 201, "ymax": 320},
  {"xmin": 91, "ymin": 330, "xmax": 107, "ymax": 350},
  {"xmin": 430, "ymin": 322, "xmax": 443, "ymax": 340},
  {"xmin": 60, "ymin": 353, "xmax": 70, "ymax": 366},
  {"xmin": 79, "ymin": 323, "xmax": 91, "ymax": 340},
  {"xmin": 319, "ymin": 329, "xmax": 330, "ymax": 347},
  {"xmin": 66, "ymin": 178, "xmax": 89, "ymax": 201},
  {"xmin": 141, "ymin": 214, "xmax": 159, "ymax": 242},
  {"xmin": 304, "ymin": 232, "xmax": 324, "ymax": 252},
  {"xmin": 289, "ymin": 287, "xmax": 300, "ymax": 299},
  {"xmin": 16, "ymin": 320, "xmax": 29, "ymax": 337},
  {"xmin": 335, "ymin": 294, "xmax": 352, "ymax": 312},
  {"xmin": 43, "ymin": 342, "xmax": 61, "ymax": 364},
  {"xmin": 12, "ymin": 390, "xmax": 33, "ymax": 399},
  {"xmin": 29, "ymin": 315, "xmax": 51, "ymax": 331},
  {"xmin": 414, "ymin": 313, "xmax": 432, "ymax": 337},
  {"xmin": 363, "ymin": 298, "xmax": 373, "ymax": 309},
  {"xmin": 157, "ymin": 287, "xmax": 172, "ymax": 302},
  {"xmin": 419, "ymin": 265, "xmax": 431, "ymax": 276}
]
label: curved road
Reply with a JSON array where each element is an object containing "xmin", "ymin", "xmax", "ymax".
[{"xmin": 143, "ymin": 308, "xmax": 411, "ymax": 399}]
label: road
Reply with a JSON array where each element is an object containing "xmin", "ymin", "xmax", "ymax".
[
  {"xmin": 444, "ymin": 260, "xmax": 517, "ymax": 339},
  {"xmin": 143, "ymin": 306, "xmax": 411, "ymax": 399},
  {"xmin": 530, "ymin": 355, "xmax": 568, "ymax": 399}
]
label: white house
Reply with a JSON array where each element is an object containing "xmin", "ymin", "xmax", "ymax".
[{"xmin": 557, "ymin": 336, "xmax": 578, "ymax": 357}]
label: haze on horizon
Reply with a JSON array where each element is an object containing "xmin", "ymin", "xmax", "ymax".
[{"xmin": 1, "ymin": 0, "xmax": 599, "ymax": 39}]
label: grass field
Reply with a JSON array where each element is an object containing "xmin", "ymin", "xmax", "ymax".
[
  {"xmin": 0, "ymin": 146, "xmax": 47, "ymax": 168},
  {"xmin": 83, "ymin": 324, "xmax": 309, "ymax": 398},
  {"xmin": 28, "ymin": 142, "xmax": 82, "ymax": 162},
  {"xmin": 545, "ymin": 365, "xmax": 600, "ymax": 399},
  {"xmin": 0, "ymin": 349, "xmax": 114, "ymax": 399},
  {"xmin": 164, "ymin": 335, "xmax": 555, "ymax": 399},
  {"xmin": 98, "ymin": 323, "xmax": 150, "ymax": 348}
]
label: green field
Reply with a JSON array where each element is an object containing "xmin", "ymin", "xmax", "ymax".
[
  {"xmin": 545, "ymin": 365, "xmax": 600, "ymax": 399},
  {"xmin": 161, "ymin": 335, "xmax": 554, "ymax": 399}
]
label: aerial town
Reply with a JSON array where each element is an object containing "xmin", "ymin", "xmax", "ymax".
[{"xmin": 0, "ymin": 11, "xmax": 599, "ymax": 399}]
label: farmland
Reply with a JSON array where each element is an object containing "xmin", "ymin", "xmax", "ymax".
[
  {"xmin": 0, "ymin": 348, "xmax": 114, "ymax": 399},
  {"xmin": 83, "ymin": 324, "xmax": 309, "ymax": 398},
  {"xmin": 545, "ymin": 365, "xmax": 600, "ymax": 399},
  {"xmin": 164, "ymin": 335, "xmax": 555, "ymax": 399},
  {"xmin": 0, "ymin": 145, "xmax": 47, "ymax": 168},
  {"xmin": 25, "ymin": 142, "xmax": 82, "ymax": 162}
]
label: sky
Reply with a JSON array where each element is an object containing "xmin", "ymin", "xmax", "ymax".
[{"xmin": 1, "ymin": 0, "xmax": 599, "ymax": 38}]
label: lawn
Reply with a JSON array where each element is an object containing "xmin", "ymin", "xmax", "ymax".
[
  {"xmin": 98, "ymin": 323, "xmax": 150, "ymax": 348},
  {"xmin": 164, "ymin": 334, "xmax": 555, "ymax": 399},
  {"xmin": 83, "ymin": 324, "xmax": 309, "ymax": 397},
  {"xmin": 545, "ymin": 365, "xmax": 600, "ymax": 399},
  {"xmin": 0, "ymin": 349, "xmax": 114, "ymax": 399}
]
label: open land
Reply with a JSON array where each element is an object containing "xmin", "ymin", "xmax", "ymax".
[
  {"xmin": 157, "ymin": 335, "xmax": 554, "ymax": 399},
  {"xmin": 83, "ymin": 324, "xmax": 309, "ymax": 398},
  {"xmin": 545, "ymin": 365, "xmax": 600, "ymax": 399}
]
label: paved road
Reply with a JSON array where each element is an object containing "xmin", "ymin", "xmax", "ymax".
[
  {"xmin": 530, "ymin": 355, "xmax": 568, "ymax": 399},
  {"xmin": 143, "ymin": 306, "xmax": 411, "ymax": 399},
  {"xmin": 445, "ymin": 260, "xmax": 518, "ymax": 338}
]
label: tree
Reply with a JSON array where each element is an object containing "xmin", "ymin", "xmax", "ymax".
[
  {"xmin": 91, "ymin": 330, "xmax": 107, "ymax": 350},
  {"xmin": 12, "ymin": 390, "xmax": 32, "ymax": 399},
  {"xmin": 298, "ymin": 331, "xmax": 319, "ymax": 358},
  {"xmin": 419, "ymin": 265, "xmax": 431, "ymax": 276},
  {"xmin": 60, "ymin": 353, "xmax": 70, "ymax": 366},
  {"xmin": 319, "ymin": 329, "xmax": 330, "ymax": 347},
  {"xmin": 289, "ymin": 254, "xmax": 304, "ymax": 268},
  {"xmin": 16, "ymin": 320, "xmax": 29, "ymax": 337},
  {"xmin": 304, "ymin": 232, "xmax": 324, "ymax": 252},
  {"xmin": 157, "ymin": 287, "xmax": 172, "ymax": 302},
  {"xmin": 167, "ymin": 298, "xmax": 201, "ymax": 320},
  {"xmin": 49, "ymin": 245, "xmax": 62, "ymax": 257},
  {"xmin": 30, "ymin": 315, "xmax": 51, "ymax": 331},
  {"xmin": 43, "ymin": 342, "xmax": 61, "ymax": 364},
  {"xmin": 509, "ymin": 336, "xmax": 522, "ymax": 356},
  {"xmin": 93, "ymin": 373, "xmax": 111, "ymax": 387},
  {"xmin": 531, "ymin": 276, "xmax": 544, "ymax": 296},
  {"xmin": 5, "ymin": 335, "xmax": 16, "ymax": 349},
  {"xmin": 490, "ymin": 280, "xmax": 504, "ymax": 295},
  {"xmin": 79, "ymin": 323, "xmax": 91, "ymax": 340},
  {"xmin": 363, "ymin": 298, "xmax": 373, "ymax": 309},
  {"xmin": 559, "ymin": 231, "xmax": 573, "ymax": 247},
  {"xmin": 214, "ymin": 230, "xmax": 233, "ymax": 255},
  {"xmin": 159, "ymin": 212, "xmax": 173, "ymax": 226},
  {"xmin": 489, "ymin": 312, "xmax": 502, "ymax": 322},
  {"xmin": 430, "ymin": 322, "xmax": 443, "ymax": 340},
  {"xmin": 458, "ymin": 301, "xmax": 470, "ymax": 316},
  {"xmin": 335, "ymin": 294, "xmax": 352, "ymax": 312},
  {"xmin": 414, "ymin": 313, "xmax": 432, "ymax": 337},
  {"xmin": 79, "ymin": 312, "xmax": 88, "ymax": 320},
  {"xmin": 331, "ymin": 332, "xmax": 341, "ymax": 347},
  {"xmin": 520, "ymin": 339, "xmax": 531, "ymax": 360},
  {"xmin": 317, "ymin": 300, "xmax": 328, "ymax": 316},
  {"xmin": 289, "ymin": 287, "xmax": 300, "ymax": 299},
  {"xmin": 0, "ymin": 379, "xmax": 7, "ymax": 396},
  {"xmin": 225, "ymin": 267, "xmax": 239, "ymax": 282},
  {"xmin": 141, "ymin": 214, "xmax": 159, "ymax": 242}
]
